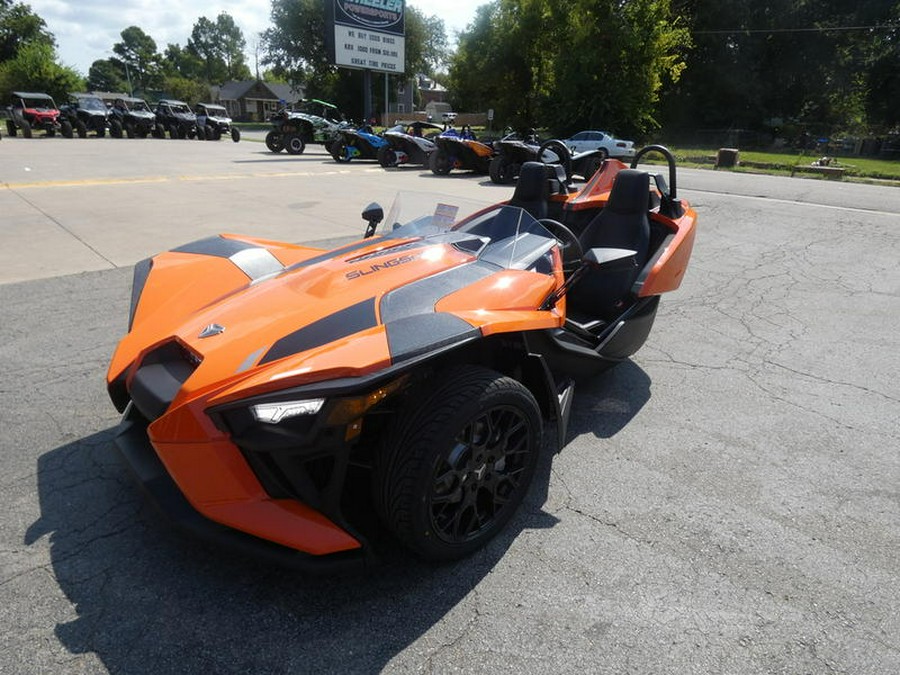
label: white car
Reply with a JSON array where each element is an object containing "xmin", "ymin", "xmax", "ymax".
[{"xmin": 564, "ymin": 130, "xmax": 635, "ymax": 159}]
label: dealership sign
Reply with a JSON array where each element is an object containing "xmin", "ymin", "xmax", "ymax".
[{"xmin": 326, "ymin": 0, "xmax": 406, "ymax": 74}]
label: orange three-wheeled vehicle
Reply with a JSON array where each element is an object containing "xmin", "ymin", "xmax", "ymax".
[{"xmin": 107, "ymin": 145, "xmax": 697, "ymax": 570}]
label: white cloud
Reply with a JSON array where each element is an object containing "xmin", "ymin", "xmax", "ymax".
[{"xmin": 27, "ymin": 0, "xmax": 488, "ymax": 75}]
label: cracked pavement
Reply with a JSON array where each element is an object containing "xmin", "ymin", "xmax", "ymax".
[{"xmin": 1, "ymin": 137, "xmax": 898, "ymax": 673}]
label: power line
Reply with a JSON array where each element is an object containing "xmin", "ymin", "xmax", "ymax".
[{"xmin": 694, "ymin": 25, "xmax": 900, "ymax": 35}]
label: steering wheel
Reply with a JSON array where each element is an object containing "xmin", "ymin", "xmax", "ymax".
[
  {"xmin": 537, "ymin": 139, "xmax": 573, "ymax": 182},
  {"xmin": 538, "ymin": 218, "xmax": 583, "ymax": 275}
]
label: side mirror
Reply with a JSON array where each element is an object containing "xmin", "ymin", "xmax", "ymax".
[{"xmin": 362, "ymin": 202, "xmax": 383, "ymax": 238}]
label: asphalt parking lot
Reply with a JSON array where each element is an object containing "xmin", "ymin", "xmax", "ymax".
[{"xmin": 1, "ymin": 134, "xmax": 898, "ymax": 673}]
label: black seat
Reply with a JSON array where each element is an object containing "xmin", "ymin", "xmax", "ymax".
[
  {"xmin": 508, "ymin": 161, "xmax": 548, "ymax": 220},
  {"xmin": 567, "ymin": 169, "xmax": 651, "ymax": 317}
]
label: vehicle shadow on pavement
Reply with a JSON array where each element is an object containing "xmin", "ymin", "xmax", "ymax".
[
  {"xmin": 564, "ymin": 360, "xmax": 651, "ymax": 443},
  {"xmin": 25, "ymin": 424, "xmax": 558, "ymax": 674},
  {"xmin": 232, "ymin": 155, "xmax": 338, "ymax": 164}
]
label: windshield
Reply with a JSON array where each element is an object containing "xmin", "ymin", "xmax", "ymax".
[
  {"xmin": 79, "ymin": 97, "xmax": 106, "ymax": 111},
  {"xmin": 23, "ymin": 97, "xmax": 55, "ymax": 109},
  {"xmin": 132, "ymin": 101, "xmax": 150, "ymax": 112},
  {"xmin": 378, "ymin": 193, "xmax": 559, "ymax": 273}
]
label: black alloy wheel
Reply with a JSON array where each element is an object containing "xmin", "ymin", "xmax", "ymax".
[{"xmin": 376, "ymin": 366, "xmax": 542, "ymax": 560}]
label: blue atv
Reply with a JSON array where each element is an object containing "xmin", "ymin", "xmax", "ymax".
[{"xmin": 331, "ymin": 126, "xmax": 388, "ymax": 163}]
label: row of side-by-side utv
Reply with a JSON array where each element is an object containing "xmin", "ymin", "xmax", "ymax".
[
  {"xmin": 3, "ymin": 92, "xmax": 240, "ymax": 142},
  {"xmin": 261, "ymin": 101, "xmax": 621, "ymax": 185}
]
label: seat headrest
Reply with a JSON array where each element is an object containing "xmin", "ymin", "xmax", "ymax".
[
  {"xmin": 513, "ymin": 162, "xmax": 548, "ymax": 202},
  {"xmin": 607, "ymin": 170, "xmax": 650, "ymax": 214}
]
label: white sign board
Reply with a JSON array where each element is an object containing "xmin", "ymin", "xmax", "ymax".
[
  {"xmin": 328, "ymin": 0, "xmax": 406, "ymax": 74},
  {"xmin": 333, "ymin": 25, "xmax": 405, "ymax": 73}
]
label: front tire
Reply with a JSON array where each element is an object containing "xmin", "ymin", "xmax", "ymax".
[
  {"xmin": 21, "ymin": 120, "xmax": 33, "ymax": 138},
  {"xmin": 375, "ymin": 366, "xmax": 542, "ymax": 561},
  {"xmin": 489, "ymin": 156, "xmax": 514, "ymax": 184},
  {"xmin": 284, "ymin": 133, "xmax": 306, "ymax": 155},
  {"xmin": 231, "ymin": 127, "xmax": 241, "ymax": 143},
  {"xmin": 75, "ymin": 120, "xmax": 88, "ymax": 138},
  {"xmin": 332, "ymin": 141, "xmax": 351, "ymax": 162}
]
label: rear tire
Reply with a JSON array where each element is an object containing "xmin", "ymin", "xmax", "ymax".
[
  {"xmin": 430, "ymin": 149, "xmax": 451, "ymax": 175},
  {"xmin": 377, "ymin": 145, "xmax": 395, "ymax": 167},
  {"xmin": 196, "ymin": 126, "xmax": 206, "ymax": 140},
  {"xmin": 375, "ymin": 366, "xmax": 542, "ymax": 561},
  {"xmin": 76, "ymin": 120, "xmax": 88, "ymax": 138},
  {"xmin": 265, "ymin": 130, "xmax": 283, "ymax": 152},
  {"xmin": 6, "ymin": 120, "xmax": 16, "ymax": 137},
  {"xmin": 107, "ymin": 120, "xmax": 119, "ymax": 138},
  {"xmin": 125, "ymin": 122, "xmax": 136, "ymax": 138}
]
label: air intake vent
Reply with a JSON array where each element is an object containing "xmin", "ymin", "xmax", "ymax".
[{"xmin": 129, "ymin": 341, "xmax": 201, "ymax": 421}]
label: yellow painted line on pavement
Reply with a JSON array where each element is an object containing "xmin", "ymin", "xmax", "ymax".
[{"xmin": 1, "ymin": 170, "xmax": 354, "ymax": 190}]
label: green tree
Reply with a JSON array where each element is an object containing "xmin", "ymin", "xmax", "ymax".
[
  {"xmin": 662, "ymin": 0, "xmax": 900, "ymax": 140},
  {"xmin": 0, "ymin": 0, "xmax": 55, "ymax": 62},
  {"xmin": 187, "ymin": 13, "xmax": 252, "ymax": 84},
  {"xmin": 405, "ymin": 9, "xmax": 449, "ymax": 76},
  {"xmin": 87, "ymin": 58, "xmax": 128, "ymax": 93},
  {"xmin": 162, "ymin": 43, "xmax": 204, "ymax": 81},
  {"xmin": 0, "ymin": 40, "xmax": 83, "ymax": 102},
  {"xmin": 112, "ymin": 26, "xmax": 162, "ymax": 92},
  {"xmin": 162, "ymin": 75, "xmax": 210, "ymax": 105},
  {"xmin": 449, "ymin": 0, "xmax": 689, "ymax": 135}
]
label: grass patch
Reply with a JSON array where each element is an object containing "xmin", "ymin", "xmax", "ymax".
[{"xmin": 659, "ymin": 146, "xmax": 900, "ymax": 185}]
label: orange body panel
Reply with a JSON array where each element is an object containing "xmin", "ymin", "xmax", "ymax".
[
  {"xmin": 552, "ymin": 159, "xmax": 628, "ymax": 212},
  {"xmin": 638, "ymin": 205, "xmax": 698, "ymax": 296},
  {"xmin": 435, "ymin": 269, "xmax": 558, "ymax": 314},
  {"xmin": 154, "ymin": 440, "xmax": 360, "ymax": 554},
  {"xmin": 149, "ymin": 408, "xmax": 361, "ymax": 554}
]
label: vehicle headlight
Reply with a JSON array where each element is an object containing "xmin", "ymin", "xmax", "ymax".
[{"xmin": 250, "ymin": 398, "xmax": 325, "ymax": 424}]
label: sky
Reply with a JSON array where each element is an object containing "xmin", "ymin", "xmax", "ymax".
[{"xmin": 26, "ymin": 0, "xmax": 486, "ymax": 75}]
